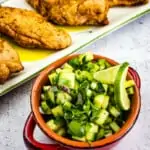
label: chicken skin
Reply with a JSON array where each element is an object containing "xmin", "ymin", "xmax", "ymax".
[
  {"xmin": 27, "ymin": 0, "xmax": 109, "ymax": 26},
  {"xmin": 108, "ymin": 0, "xmax": 148, "ymax": 7},
  {"xmin": 0, "ymin": 7, "xmax": 71, "ymax": 50},
  {"xmin": 0, "ymin": 38, "xmax": 24, "ymax": 84}
]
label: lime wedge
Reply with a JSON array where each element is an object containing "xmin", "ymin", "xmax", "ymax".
[
  {"xmin": 93, "ymin": 65, "xmax": 121, "ymax": 84},
  {"xmin": 114, "ymin": 63, "xmax": 130, "ymax": 111}
]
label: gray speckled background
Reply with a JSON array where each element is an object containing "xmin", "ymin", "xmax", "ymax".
[{"xmin": 0, "ymin": 14, "xmax": 150, "ymax": 150}]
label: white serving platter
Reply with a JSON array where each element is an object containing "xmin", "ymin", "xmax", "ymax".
[{"xmin": 0, "ymin": 0, "xmax": 149, "ymax": 96}]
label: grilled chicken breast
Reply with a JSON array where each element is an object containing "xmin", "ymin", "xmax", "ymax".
[
  {"xmin": 0, "ymin": 7, "xmax": 71, "ymax": 50},
  {"xmin": 108, "ymin": 0, "xmax": 148, "ymax": 7},
  {"xmin": 0, "ymin": 38, "xmax": 24, "ymax": 84},
  {"xmin": 27, "ymin": 0, "xmax": 109, "ymax": 25}
]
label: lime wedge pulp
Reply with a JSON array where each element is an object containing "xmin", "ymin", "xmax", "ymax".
[
  {"xmin": 93, "ymin": 65, "xmax": 121, "ymax": 84},
  {"xmin": 114, "ymin": 62, "xmax": 130, "ymax": 111}
]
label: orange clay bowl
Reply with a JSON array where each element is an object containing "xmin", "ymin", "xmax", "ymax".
[{"xmin": 31, "ymin": 54, "xmax": 141, "ymax": 149}]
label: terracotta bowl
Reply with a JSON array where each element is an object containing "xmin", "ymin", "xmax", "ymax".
[{"xmin": 26, "ymin": 54, "xmax": 141, "ymax": 150}]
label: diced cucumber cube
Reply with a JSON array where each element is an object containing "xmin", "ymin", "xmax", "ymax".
[
  {"xmin": 94, "ymin": 109, "xmax": 109, "ymax": 125},
  {"xmin": 63, "ymin": 101, "xmax": 72, "ymax": 110},
  {"xmin": 110, "ymin": 121, "xmax": 120, "ymax": 132},
  {"xmin": 58, "ymin": 72, "xmax": 75, "ymax": 89},
  {"xmin": 72, "ymin": 136, "xmax": 86, "ymax": 142},
  {"xmin": 96, "ymin": 128, "xmax": 105, "ymax": 140},
  {"xmin": 94, "ymin": 95, "xmax": 109, "ymax": 109},
  {"xmin": 104, "ymin": 130, "xmax": 113, "ymax": 137},
  {"xmin": 48, "ymin": 72, "xmax": 59, "ymax": 85},
  {"xmin": 56, "ymin": 91, "xmax": 72, "ymax": 105},
  {"xmin": 90, "ymin": 81, "xmax": 97, "ymax": 90},
  {"xmin": 52, "ymin": 105, "xmax": 63, "ymax": 117},
  {"xmin": 41, "ymin": 101, "xmax": 51, "ymax": 114},
  {"xmin": 85, "ymin": 123, "xmax": 98, "ymax": 141},
  {"xmin": 56, "ymin": 128, "xmax": 66, "ymax": 136},
  {"xmin": 43, "ymin": 86, "xmax": 51, "ymax": 92},
  {"xmin": 109, "ymin": 106, "xmax": 120, "ymax": 118}
]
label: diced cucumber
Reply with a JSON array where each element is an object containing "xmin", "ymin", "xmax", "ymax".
[
  {"xmin": 94, "ymin": 94, "xmax": 105, "ymax": 108},
  {"xmin": 41, "ymin": 93, "xmax": 47, "ymax": 101},
  {"xmin": 105, "ymin": 116, "xmax": 112, "ymax": 124},
  {"xmin": 47, "ymin": 119, "xmax": 65, "ymax": 131},
  {"xmin": 94, "ymin": 109, "xmax": 109, "ymax": 125},
  {"xmin": 72, "ymin": 136, "xmax": 86, "ymax": 142},
  {"xmin": 75, "ymin": 70, "xmax": 93, "ymax": 82},
  {"xmin": 85, "ymin": 123, "xmax": 99, "ymax": 141},
  {"xmin": 126, "ymin": 87, "xmax": 134, "ymax": 95},
  {"xmin": 51, "ymin": 105, "xmax": 63, "ymax": 117},
  {"xmin": 97, "ymin": 59, "xmax": 106, "ymax": 70},
  {"xmin": 86, "ymin": 89, "xmax": 92, "ymax": 98},
  {"xmin": 46, "ymin": 89, "xmax": 55, "ymax": 105},
  {"xmin": 110, "ymin": 122, "xmax": 120, "ymax": 132},
  {"xmin": 86, "ymin": 132, "xmax": 95, "ymax": 142},
  {"xmin": 43, "ymin": 86, "xmax": 51, "ymax": 92},
  {"xmin": 56, "ymin": 91, "xmax": 72, "ymax": 105},
  {"xmin": 56, "ymin": 128, "xmax": 66, "ymax": 136},
  {"xmin": 41, "ymin": 101, "xmax": 51, "ymax": 114},
  {"xmin": 68, "ymin": 121, "xmax": 85, "ymax": 137},
  {"xmin": 48, "ymin": 72, "xmax": 58, "ymax": 85},
  {"xmin": 56, "ymin": 68, "xmax": 62, "ymax": 73},
  {"xmin": 104, "ymin": 130, "xmax": 113, "ymax": 137},
  {"xmin": 62, "ymin": 63, "xmax": 74, "ymax": 70},
  {"xmin": 51, "ymin": 86, "xmax": 58, "ymax": 92},
  {"xmin": 47, "ymin": 120, "xmax": 60, "ymax": 131},
  {"xmin": 58, "ymin": 72, "xmax": 75, "ymax": 89},
  {"xmin": 79, "ymin": 52, "xmax": 93, "ymax": 64},
  {"xmin": 85, "ymin": 62, "xmax": 99, "ymax": 73},
  {"xmin": 96, "ymin": 128, "xmax": 105, "ymax": 140},
  {"xmin": 90, "ymin": 81, "xmax": 97, "ymax": 90},
  {"xmin": 102, "ymin": 96, "xmax": 109, "ymax": 109},
  {"xmin": 93, "ymin": 95, "xmax": 109, "ymax": 109},
  {"xmin": 125, "ymin": 80, "xmax": 135, "ymax": 88},
  {"xmin": 57, "ymin": 68, "xmax": 73, "ymax": 73},
  {"xmin": 63, "ymin": 101, "xmax": 72, "ymax": 110},
  {"xmin": 82, "ymin": 71, "xmax": 93, "ymax": 81},
  {"xmin": 109, "ymin": 106, "xmax": 120, "ymax": 118}
]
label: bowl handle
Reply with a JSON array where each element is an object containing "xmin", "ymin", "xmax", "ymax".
[
  {"xmin": 129, "ymin": 67, "xmax": 141, "ymax": 89},
  {"xmin": 23, "ymin": 112, "xmax": 68, "ymax": 150}
]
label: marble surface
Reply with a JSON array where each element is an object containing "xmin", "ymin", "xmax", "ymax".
[{"xmin": 0, "ymin": 13, "xmax": 150, "ymax": 150}]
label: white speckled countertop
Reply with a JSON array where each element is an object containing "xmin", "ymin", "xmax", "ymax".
[{"xmin": 0, "ymin": 14, "xmax": 150, "ymax": 150}]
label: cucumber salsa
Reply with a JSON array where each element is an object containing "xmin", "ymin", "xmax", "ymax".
[{"xmin": 40, "ymin": 52, "xmax": 135, "ymax": 142}]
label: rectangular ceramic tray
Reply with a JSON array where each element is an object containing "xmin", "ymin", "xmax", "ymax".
[{"xmin": 0, "ymin": 0, "xmax": 150, "ymax": 96}]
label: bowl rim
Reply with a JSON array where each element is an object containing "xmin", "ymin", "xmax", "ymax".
[{"xmin": 31, "ymin": 54, "xmax": 141, "ymax": 148}]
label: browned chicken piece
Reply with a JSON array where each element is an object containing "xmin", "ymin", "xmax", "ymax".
[
  {"xmin": 108, "ymin": 0, "xmax": 148, "ymax": 7},
  {"xmin": 0, "ymin": 38, "xmax": 24, "ymax": 84},
  {"xmin": 27, "ymin": 0, "xmax": 109, "ymax": 26},
  {"xmin": 0, "ymin": 7, "xmax": 71, "ymax": 50}
]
